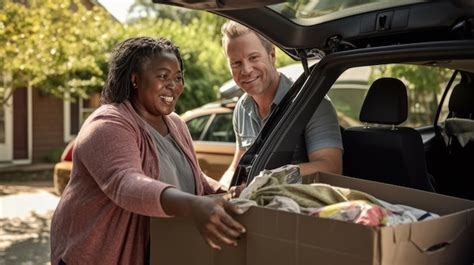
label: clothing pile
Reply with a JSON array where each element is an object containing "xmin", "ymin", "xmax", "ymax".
[{"xmin": 231, "ymin": 165, "xmax": 438, "ymax": 227}]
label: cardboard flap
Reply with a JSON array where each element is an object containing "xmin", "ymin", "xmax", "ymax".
[{"xmin": 408, "ymin": 210, "xmax": 471, "ymax": 252}]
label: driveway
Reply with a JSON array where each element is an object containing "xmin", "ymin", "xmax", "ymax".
[{"xmin": 0, "ymin": 181, "xmax": 59, "ymax": 265}]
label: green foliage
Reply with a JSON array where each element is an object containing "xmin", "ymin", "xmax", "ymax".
[
  {"xmin": 0, "ymin": 0, "xmax": 296, "ymax": 114},
  {"xmin": 129, "ymin": 0, "xmax": 203, "ymax": 25},
  {"xmin": 44, "ymin": 147, "xmax": 64, "ymax": 163},
  {"xmin": 275, "ymin": 49, "xmax": 295, "ymax": 68},
  {"xmin": 0, "ymin": 0, "xmax": 122, "ymax": 105}
]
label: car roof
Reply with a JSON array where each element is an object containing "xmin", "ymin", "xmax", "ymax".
[
  {"xmin": 153, "ymin": 0, "xmax": 474, "ymax": 60},
  {"xmin": 180, "ymin": 99, "xmax": 234, "ymax": 121}
]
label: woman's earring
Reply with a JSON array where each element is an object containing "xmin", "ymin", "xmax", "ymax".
[{"xmin": 132, "ymin": 82, "xmax": 137, "ymax": 88}]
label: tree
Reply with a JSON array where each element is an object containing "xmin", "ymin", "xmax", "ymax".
[
  {"xmin": 128, "ymin": 0, "xmax": 202, "ymax": 24},
  {"xmin": 0, "ymin": 0, "xmax": 294, "ymax": 113},
  {"xmin": 0, "ymin": 0, "xmax": 121, "ymax": 106}
]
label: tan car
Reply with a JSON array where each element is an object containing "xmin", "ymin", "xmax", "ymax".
[
  {"xmin": 181, "ymin": 99, "xmax": 237, "ymax": 180},
  {"xmin": 53, "ymin": 138, "xmax": 75, "ymax": 195}
]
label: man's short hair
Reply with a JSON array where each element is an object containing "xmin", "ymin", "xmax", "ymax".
[{"xmin": 221, "ymin": 20, "xmax": 273, "ymax": 54}]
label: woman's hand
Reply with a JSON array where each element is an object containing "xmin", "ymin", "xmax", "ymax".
[
  {"xmin": 189, "ymin": 196, "xmax": 246, "ymax": 250},
  {"xmin": 161, "ymin": 188, "xmax": 246, "ymax": 250}
]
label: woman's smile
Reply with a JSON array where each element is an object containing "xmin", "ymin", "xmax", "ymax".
[{"xmin": 160, "ymin": 95, "xmax": 174, "ymax": 104}]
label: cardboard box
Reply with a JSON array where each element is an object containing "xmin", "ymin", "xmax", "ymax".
[{"xmin": 151, "ymin": 172, "xmax": 474, "ymax": 265}]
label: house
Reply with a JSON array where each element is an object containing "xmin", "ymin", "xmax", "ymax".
[{"xmin": 0, "ymin": 0, "xmax": 115, "ymax": 165}]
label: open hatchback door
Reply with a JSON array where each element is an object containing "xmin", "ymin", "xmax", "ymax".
[{"xmin": 153, "ymin": 0, "xmax": 474, "ymax": 200}]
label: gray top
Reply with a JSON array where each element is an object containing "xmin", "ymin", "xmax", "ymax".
[
  {"xmin": 144, "ymin": 121, "xmax": 196, "ymax": 194},
  {"xmin": 233, "ymin": 73, "xmax": 343, "ymax": 163}
]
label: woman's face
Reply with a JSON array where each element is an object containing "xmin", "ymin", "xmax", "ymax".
[{"xmin": 132, "ymin": 51, "xmax": 184, "ymax": 118}]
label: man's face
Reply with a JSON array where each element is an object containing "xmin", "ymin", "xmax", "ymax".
[{"xmin": 225, "ymin": 32, "xmax": 279, "ymax": 97}]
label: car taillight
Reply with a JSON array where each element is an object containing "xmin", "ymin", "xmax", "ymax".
[{"xmin": 61, "ymin": 141, "xmax": 75, "ymax": 162}]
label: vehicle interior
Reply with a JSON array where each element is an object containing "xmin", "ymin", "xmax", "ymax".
[
  {"xmin": 155, "ymin": 0, "xmax": 474, "ymax": 200},
  {"xmin": 243, "ymin": 50, "xmax": 474, "ymax": 200}
]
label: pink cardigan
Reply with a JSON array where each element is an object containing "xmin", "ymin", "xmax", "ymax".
[{"xmin": 51, "ymin": 101, "xmax": 221, "ymax": 265}]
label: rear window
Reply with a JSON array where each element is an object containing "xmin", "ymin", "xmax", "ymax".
[
  {"xmin": 187, "ymin": 115, "xmax": 211, "ymax": 140},
  {"xmin": 269, "ymin": 0, "xmax": 426, "ymax": 25},
  {"xmin": 330, "ymin": 64, "xmax": 455, "ymax": 128},
  {"xmin": 202, "ymin": 113, "xmax": 235, "ymax": 143}
]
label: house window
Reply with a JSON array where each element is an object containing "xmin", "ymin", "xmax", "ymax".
[
  {"xmin": 0, "ymin": 72, "xmax": 12, "ymax": 144},
  {"xmin": 80, "ymin": 93, "xmax": 101, "ymax": 124},
  {"xmin": 0, "ymin": 104, "xmax": 5, "ymax": 143},
  {"xmin": 186, "ymin": 113, "xmax": 236, "ymax": 143},
  {"xmin": 0, "ymin": 71, "xmax": 13, "ymax": 161},
  {"xmin": 64, "ymin": 92, "xmax": 101, "ymax": 142},
  {"xmin": 202, "ymin": 113, "xmax": 235, "ymax": 143}
]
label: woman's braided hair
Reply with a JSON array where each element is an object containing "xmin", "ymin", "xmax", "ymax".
[{"xmin": 101, "ymin": 36, "xmax": 184, "ymax": 104}]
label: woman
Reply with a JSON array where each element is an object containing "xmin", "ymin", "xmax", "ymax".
[{"xmin": 50, "ymin": 37, "xmax": 245, "ymax": 265}]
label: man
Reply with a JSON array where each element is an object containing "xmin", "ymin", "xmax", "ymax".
[{"xmin": 220, "ymin": 21, "xmax": 343, "ymax": 188}]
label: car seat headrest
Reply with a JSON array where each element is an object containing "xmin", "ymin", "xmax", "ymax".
[
  {"xmin": 448, "ymin": 83, "xmax": 474, "ymax": 118},
  {"xmin": 359, "ymin": 77, "xmax": 408, "ymax": 125}
]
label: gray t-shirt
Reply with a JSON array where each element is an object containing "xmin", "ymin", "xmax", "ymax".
[
  {"xmin": 144, "ymin": 121, "xmax": 196, "ymax": 194},
  {"xmin": 233, "ymin": 73, "xmax": 343, "ymax": 164}
]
